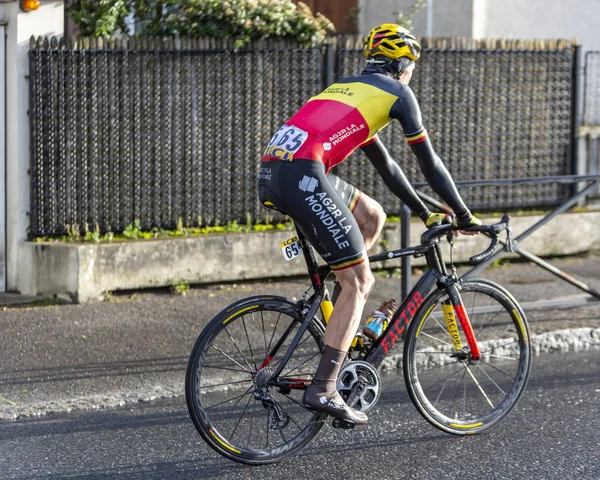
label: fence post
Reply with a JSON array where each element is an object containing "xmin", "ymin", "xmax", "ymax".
[
  {"xmin": 571, "ymin": 44, "xmax": 583, "ymax": 197},
  {"xmin": 400, "ymin": 203, "xmax": 411, "ymax": 301},
  {"xmin": 325, "ymin": 40, "xmax": 334, "ymax": 87}
]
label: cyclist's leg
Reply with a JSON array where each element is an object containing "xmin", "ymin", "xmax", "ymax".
[
  {"xmin": 260, "ymin": 159, "xmax": 371, "ymax": 423},
  {"xmin": 326, "ymin": 173, "xmax": 385, "ymax": 303},
  {"xmin": 324, "ymin": 258, "xmax": 374, "ymax": 350},
  {"xmin": 351, "ymin": 193, "xmax": 386, "ymax": 251},
  {"xmin": 326, "ymin": 172, "xmax": 386, "ymax": 251},
  {"xmin": 304, "ymin": 257, "xmax": 373, "ymax": 424}
]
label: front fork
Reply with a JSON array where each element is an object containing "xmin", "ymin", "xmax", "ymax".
[{"xmin": 442, "ymin": 281, "xmax": 481, "ymax": 361}]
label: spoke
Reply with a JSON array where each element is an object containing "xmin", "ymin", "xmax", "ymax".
[
  {"xmin": 420, "ymin": 362, "xmax": 456, "ymax": 394},
  {"xmin": 223, "ymin": 328, "xmax": 254, "ymax": 372},
  {"xmin": 279, "ymin": 390, "xmax": 312, "ymax": 413},
  {"xmin": 264, "ymin": 312, "xmax": 283, "ymax": 366},
  {"xmin": 205, "ymin": 388, "xmax": 254, "ymax": 411},
  {"xmin": 475, "ymin": 293, "xmax": 494, "ymax": 338},
  {"xmin": 273, "ymin": 397, "xmax": 304, "ymax": 434},
  {"xmin": 200, "ymin": 378, "xmax": 252, "ymax": 391},
  {"xmin": 429, "ymin": 365, "xmax": 464, "ymax": 405},
  {"xmin": 243, "ymin": 313, "xmax": 258, "ymax": 371},
  {"xmin": 228, "ymin": 388, "xmax": 255, "ymax": 440},
  {"xmin": 278, "ymin": 427, "xmax": 287, "ymax": 444},
  {"xmin": 278, "ymin": 372, "xmax": 315, "ymax": 380},
  {"xmin": 430, "ymin": 312, "xmax": 456, "ymax": 344},
  {"xmin": 202, "ymin": 364, "xmax": 252, "ymax": 374},
  {"xmin": 267, "ymin": 323, "xmax": 301, "ymax": 372},
  {"xmin": 488, "ymin": 354, "xmax": 519, "ymax": 362},
  {"xmin": 265, "ymin": 409, "xmax": 270, "ymax": 449},
  {"xmin": 470, "ymin": 291, "xmax": 478, "ymax": 330},
  {"xmin": 473, "ymin": 362, "xmax": 509, "ymax": 395},
  {"xmin": 475, "ymin": 308, "xmax": 503, "ymax": 337},
  {"xmin": 463, "ymin": 366, "xmax": 467, "ymax": 418},
  {"xmin": 480, "ymin": 338, "xmax": 519, "ymax": 355},
  {"xmin": 415, "ymin": 350, "xmax": 456, "ymax": 355},
  {"xmin": 480, "ymin": 358, "xmax": 519, "ymax": 379},
  {"xmin": 463, "ymin": 364, "xmax": 495, "ymax": 408},
  {"xmin": 480, "ymin": 325, "xmax": 515, "ymax": 354},
  {"xmin": 247, "ymin": 394, "xmax": 255, "ymax": 446},
  {"xmin": 274, "ymin": 331, "xmax": 314, "ymax": 373},
  {"xmin": 210, "ymin": 344, "xmax": 254, "ymax": 374},
  {"xmin": 421, "ymin": 331, "xmax": 454, "ymax": 349},
  {"xmin": 447, "ymin": 366, "xmax": 468, "ymax": 414},
  {"xmin": 261, "ymin": 311, "xmax": 268, "ymax": 356},
  {"xmin": 419, "ymin": 359, "xmax": 461, "ymax": 375},
  {"xmin": 270, "ymin": 324, "xmax": 301, "ymax": 371},
  {"xmin": 282, "ymin": 351, "xmax": 320, "ymax": 378}
]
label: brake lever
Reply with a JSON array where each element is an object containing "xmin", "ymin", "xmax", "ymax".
[{"xmin": 506, "ymin": 224, "xmax": 514, "ymax": 253}]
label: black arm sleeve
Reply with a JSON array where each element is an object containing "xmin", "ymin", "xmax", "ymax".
[
  {"xmin": 361, "ymin": 138, "xmax": 430, "ymax": 221},
  {"xmin": 390, "ymin": 86, "xmax": 471, "ymax": 221}
]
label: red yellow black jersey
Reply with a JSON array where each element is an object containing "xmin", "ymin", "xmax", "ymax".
[{"xmin": 262, "ymin": 73, "xmax": 428, "ymax": 172}]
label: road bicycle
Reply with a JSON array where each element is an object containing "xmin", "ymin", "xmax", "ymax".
[{"xmin": 185, "ymin": 214, "xmax": 532, "ymax": 465}]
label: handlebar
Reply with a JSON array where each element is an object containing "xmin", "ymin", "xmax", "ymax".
[{"xmin": 420, "ymin": 214, "xmax": 512, "ymax": 265}]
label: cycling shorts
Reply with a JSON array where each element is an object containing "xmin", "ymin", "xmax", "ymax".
[{"xmin": 258, "ymin": 159, "xmax": 365, "ymax": 271}]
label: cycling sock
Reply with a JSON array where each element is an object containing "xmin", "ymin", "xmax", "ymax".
[{"xmin": 304, "ymin": 345, "xmax": 368, "ymax": 424}]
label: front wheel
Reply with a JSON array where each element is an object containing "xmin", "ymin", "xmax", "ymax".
[
  {"xmin": 185, "ymin": 296, "xmax": 327, "ymax": 465},
  {"xmin": 403, "ymin": 279, "xmax": 531, "ymax": 435}
]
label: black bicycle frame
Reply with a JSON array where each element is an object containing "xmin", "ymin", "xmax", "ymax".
[{"xmin": 268, "ymin": 225, "xmax": 453, "ymax": 385}]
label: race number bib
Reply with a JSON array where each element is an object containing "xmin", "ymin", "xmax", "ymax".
[
  {"xmin": 280, "ymin": 236, "xmax": 302, "ymax": 261},
  {"xmin": 264, "ymin": 125, "xmax": 308, "ymax": 161}
]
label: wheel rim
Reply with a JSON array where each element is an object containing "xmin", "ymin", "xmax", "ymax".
[
  {"xmin": 189, "ymin": 305, "xmax": 325, "ymax": 457},
  {"xmin": 408, "ymin": 284, "xmax": 530, "ymax": 428}
]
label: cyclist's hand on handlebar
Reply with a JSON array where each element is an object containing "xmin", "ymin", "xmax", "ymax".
[
  {"xmin": 453, "ymin": 214, "xmax": 482, "ymax": 236},
  {"xmin": 425, "ymin": 212, "xmax": 452, "ymax": 229}
]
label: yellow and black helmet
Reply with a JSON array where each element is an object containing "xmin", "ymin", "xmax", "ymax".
[{"xmin": 363, "ymin": 24, "xmax": 421, "ymax": 62}]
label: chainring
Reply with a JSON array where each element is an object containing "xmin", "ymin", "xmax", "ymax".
[{"xmin": 336, "ymin": 360, "xmax": 381, "ymax": 413}]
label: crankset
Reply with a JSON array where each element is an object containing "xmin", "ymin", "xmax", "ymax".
[{"xmin": 336, "ymin": 360, "xmax": 381, "ymax": 413}]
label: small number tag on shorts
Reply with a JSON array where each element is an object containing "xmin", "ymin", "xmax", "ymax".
[{"xmin": 280, "ymin": 236, "xmax": 302, "ymax": 261}]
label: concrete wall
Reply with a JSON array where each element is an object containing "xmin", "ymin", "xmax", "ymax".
[
  {"xmin": 359, "ymin": 0, "xmax": 600, "ymax": 52},
  {"xmin": 1, "ymin": 1, "xmax": 64, "ymax": 293},
  {"xmin": 359, "ymin": 0, "xmax": 474, "ymax": 37},
  {"xmin": 21, "ymin": 212, "xmax": 600, "ymax": 303},
  {"xmin": 474, "ymin": 0, "xmax": 600, "ymax": 51}
]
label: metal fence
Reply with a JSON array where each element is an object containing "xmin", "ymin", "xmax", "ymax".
[
  {"xmin": 335, "ymin": 43, "xmax": 573, "ymax": 214},
  {"xmin": 29, "ymin": 36, "xmax": 575, "ymax": 237},
  {"xmin": 583, "ymin": 51, "xmax": 600, "ymax": 125}
]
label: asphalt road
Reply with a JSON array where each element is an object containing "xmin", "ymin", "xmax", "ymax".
[
  {"xmin": 0, "ymin": 255, "xmax": 599, "ymax": 420},
  {"xmin": 1, "ymin": 350, "xmax": 598, "ymax": 480}
]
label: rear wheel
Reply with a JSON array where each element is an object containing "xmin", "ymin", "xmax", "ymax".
[
  {"xmin": 403, "ymin": 280, "xmax": 531, "ymax": 434},
  {"xmin": 185, "ymin": 296, "xmax": 327, "ymax": 465}
]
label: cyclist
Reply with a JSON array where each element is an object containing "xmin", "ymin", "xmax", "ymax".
[{"xmin": 258, "ymin": 24, "xmax": 481, "ymax": 425}]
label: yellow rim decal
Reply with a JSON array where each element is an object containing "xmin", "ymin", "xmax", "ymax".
[
  {"xmin": 450, "ymin": 422, "xmax": 483, "ymax": 429},
  {"xmin": 320, "ymin": 299, "xmax": 334, "ymax": 323},
  {"xmin": 223, "ymin": 305, "xmax": 258, "ymax": 325},
  {"xmin": 416, "ymin": 304, "xmax": 436, "ymax": 337},
  {"xmin": 210, "ymin": 429, "xmax": 241, "ymax": 454},
  {"xmin": 442, "ymin": 303, "xmax": 463, "ymax": 351},
  {"xmin": 513, "ymin": 309, "xmax": 528, "ymax": 342}
]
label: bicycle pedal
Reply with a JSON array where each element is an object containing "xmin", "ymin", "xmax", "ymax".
[{"xmin": 331, "ymin": 418, "xmax": 356, "ymax": 429}]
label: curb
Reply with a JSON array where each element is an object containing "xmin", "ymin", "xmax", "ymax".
[{"xmin": 2, "ymin": 327, "xmax": 599, "ymax": 422}]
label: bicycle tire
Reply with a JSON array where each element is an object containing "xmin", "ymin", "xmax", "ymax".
[
  {"xmin": 403, "ymin": 279, "xmax": 532, "ymax": 435},
  {"xmin": 185, "ymin": 295, "xmax": 327, "ymax": 465}
]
